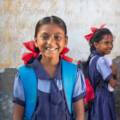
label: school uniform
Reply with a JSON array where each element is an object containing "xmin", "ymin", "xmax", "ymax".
[
  {"xmin": 88, "ymin": 50, "xmax": 116, "ymax": 120},
  {"xmin": 13, "ymin": 58, "xmax": 86, "ymax": 120}
]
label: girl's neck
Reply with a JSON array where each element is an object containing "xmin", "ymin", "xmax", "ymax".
[
  {"xmin": 41, "ymin": 56, "xmax": 59, "ymax": 66},
  {"xmin": 92, "ymin": 50, "xmax": 105, "ymax": 56},
  {"xmin": 40, "ymin": 56, "xmax": 60, "ymax": 78}
]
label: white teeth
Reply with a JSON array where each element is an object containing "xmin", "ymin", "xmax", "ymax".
[{"xmin": 46, "ymin": 48, "xmax": 58, "ymax": 51}]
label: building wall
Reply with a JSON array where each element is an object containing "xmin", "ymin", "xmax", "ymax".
[{"xmin": 0, "ymin": 0, "xmax": 120, "ymax": 68}]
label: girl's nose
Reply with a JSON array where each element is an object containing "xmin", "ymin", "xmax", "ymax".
[
  {"xmin": 108, "ymin": 43, "xmax": 113, "ymax": 50},
  {"xmin": 47, "ymin": 35, "xmax": 56, "ymax": 45}
]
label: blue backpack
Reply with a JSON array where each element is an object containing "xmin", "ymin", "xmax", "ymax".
[{"xmin": 18, "ymin": 59, "xmax": 77, "ymax": 120}]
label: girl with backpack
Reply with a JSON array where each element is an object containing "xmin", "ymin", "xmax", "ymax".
[
  {"xmin": 12, "ymin": 16, "xmax": 86, "ymax": 120},
  {"xmin": 84, "ymin": 25, "xmax": 117, "ymax": 120}
]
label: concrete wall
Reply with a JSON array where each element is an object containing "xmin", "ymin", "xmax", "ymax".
[{"xmin": 0, "ymin": 0, "xmax": 120, "ymax": 68}]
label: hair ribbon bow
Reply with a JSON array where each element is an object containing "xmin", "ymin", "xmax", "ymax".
[{"xmin": 84, "ymin": 24, "xmax": 106, "ymax": 41}]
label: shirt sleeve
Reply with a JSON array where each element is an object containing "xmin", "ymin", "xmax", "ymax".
[
  {"xmin": 105, "ymin": 57, "xmax": 112, "ymax": 66},
  {"xmin": 72, "ymin": 68, "xmax": 86, "ymax": 103},
  {"xmin": 96, "ymin": 57, "xmax": 112, "ymax": 81},
  {"xmin": 13, "ymin": 72, "xmax": 25, "ymax": 106}
]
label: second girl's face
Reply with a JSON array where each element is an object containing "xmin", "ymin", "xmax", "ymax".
[
  {"xmin": 35, "ymin": 23, "xmax": 68, "ymax": 58},
  {"xmin": 94, "ymin": 34, "xmax": 113, "ymax": 55}
]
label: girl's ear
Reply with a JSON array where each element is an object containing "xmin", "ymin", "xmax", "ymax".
[
  {"xmin": 93, "ymin": 42, "xmax": 98, "ymax": 49},
  {"xmin": 34, "ymin": 39, "xmax": 38, "ymax": 47},
  {"xmin": 65, "ymin": 36, "xmax": 68, "ymax": 47},
  {"xmin": 34, "ymin": 40, "xmax": 40, "ymax": 52}
]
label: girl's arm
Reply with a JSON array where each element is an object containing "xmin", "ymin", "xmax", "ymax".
[
  {"xmin": 72, "ymin": 68, "xmax": 86, "ymax": 120},
  {"xmin": 13, "ymin": 103, "xmax": 24, "ymax": 120},
  {"xmin": 73, "ymin": 99, "xmax": 85, "ymax": 120},
  {"xmin": 97, "ymin": 57, "xmax": 117, "ymax": 88},
  {"xmin": 13, "ymin": 72, "xmax": 25, "ymax": 120}
]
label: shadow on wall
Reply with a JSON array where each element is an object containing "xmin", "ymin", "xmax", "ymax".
[{"xmin": 0, "ymin": 56, "xmax": 120, "ymax": 120}]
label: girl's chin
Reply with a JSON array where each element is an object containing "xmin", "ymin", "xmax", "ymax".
[
  {"xmin": 106, "ymin": 50, "xmax": 111, "ymax": 53},
  {"xmin": 104, "ymin": 51, "xmax": 111, "ymax": 55},
  {"xmin": 43, "ymin": 52, "xmax": 59, "ymax": 58}
]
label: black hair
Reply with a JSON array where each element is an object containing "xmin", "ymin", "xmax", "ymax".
[
  {"xmin": 34, "ymin": 16, "xmax": 67, "ymax": 38},
  {"xmin": 89, "ymin": 28, "xmax": 113, "ymax": 52}
]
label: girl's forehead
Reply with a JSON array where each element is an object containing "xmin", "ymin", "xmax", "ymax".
[
  {"xmin": 38, "ymin": 24, "xmax": 65, "ymax": 34},
  {"xmin": 102, "ymin": 34, "xmax": 113, "ymax": 41}
]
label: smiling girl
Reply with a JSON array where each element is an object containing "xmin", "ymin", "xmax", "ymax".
[{"xmin": 12, "ymin": 16, "xmax": 86, "ymax": 120}]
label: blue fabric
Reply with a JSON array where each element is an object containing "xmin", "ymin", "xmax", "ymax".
[
  {"xmin": 32, "ymin": 81, "xmax": 68, "ymax": 120},
  {"xmin": 13, "ymin": 73, "xmax": 25, "ymax": 105},
  {"xmin": 62, "ymin": 60, "xmax": 77, "ymax": 114},
  {"xmin": 96, "ymin": 57, "xmax": 112, "ymax": 80},
  {"xmin": 18, "ymin": 66, "xmax": 37, "ymax": 120},
  {"xmin": 14, "ymin": 59, "xmax": 86, "ymax": 120},
  {"xmin": 17, "ymin": 59, "xmax": 77, "ymax": 120},
  {"xmin": 72, "ymin": 69, "xmax": 86, "ymax": 99},
  {"xmin": 32, "ymin": 60, "xmax": 69, "ymax": 120},
  {"xmin": 88, "ymin": 51, "xmax": 116, "ymax": 120}
]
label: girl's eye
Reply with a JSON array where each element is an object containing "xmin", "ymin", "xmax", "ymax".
[
  {"xmin": 40, "ymin": 34, "xmax": 49, "ymax": 40},
  {"xmin": 104, "ymin": 41, "xmax": 113, "ymax": 45},
  {"xmin": 54, "ymin": 35, "xmax": 63, "ymax": 41},
  {"xmin": 39, "ymin": 33, "xmax": 64, "ymax": 41},
  {"xmin": 99, "ymin": 40, "xmax": 113, "ymax": 46},
  {"xmin": 105, "ymin": 42, "xmax": 109, "ymax": 45}
]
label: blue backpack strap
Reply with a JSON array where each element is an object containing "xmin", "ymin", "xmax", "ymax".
[
  {"xmin": 61, "ymin": 60, "xmax": 77, "ymax": 114},
  {"xmin": 18, "ymin": 65, "xmax": 37, "ymax": 120}
]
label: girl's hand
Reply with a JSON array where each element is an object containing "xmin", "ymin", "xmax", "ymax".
[
  {"xmin": 111, "ymin": 63, "xmax": 117, "ymax": 79},
  {"xmin": 109, "ymin": 79, "xmax": 117, "ymax": 88},
  {"xmin": 109, "ymin": 63, "xmax": 118, "ymax": 88}
]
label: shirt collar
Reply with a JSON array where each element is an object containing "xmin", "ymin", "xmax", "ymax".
[
  {"xmin": 30, "ymin": 59, "xmax": 62, "ymax": 80},
  {"xmin": 91, "ymin": 50, "xmax": 104, "ymax": 57}
]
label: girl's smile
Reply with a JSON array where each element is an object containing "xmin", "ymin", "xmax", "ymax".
[
  {"xmin": 45, "ymin": 47, "xmax": 58, "ymax": 52},
  {"xmin": 94, "ymin": 34, "xmax": 113, "ymax": 55},
  {"xmin": 44, "ymin": 46, "xmax": 59, "ymax": 56},
  {"xmin": 35, "ymin": 23, "xmax": 68, "ymax": 61}
]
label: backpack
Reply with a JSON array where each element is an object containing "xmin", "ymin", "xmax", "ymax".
[
  {"xmin": 18, "ymin": 59, "xmax": 77, "ymax": 120},
  {"xmin": 78, "ymin": 55, "xmax": 102, "ymax": 111},
  {"xmin": 78, "ymin": 61, "xmax": 94, "ymax": 111}
]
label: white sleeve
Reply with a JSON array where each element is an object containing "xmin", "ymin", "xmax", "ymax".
[
  {"xmin": 72, "ymin": 68, "xmax": 86, "ymax": 102},
  {"xmin": 13, "ymin": 72, "xmax": 25, "ymax": 105},
  {"xmin": 96, "ymin": 57, "xmax": 112, "ymax": 80}
]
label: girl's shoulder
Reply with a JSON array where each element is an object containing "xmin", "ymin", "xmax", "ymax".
[
  {"xmin": 96, "ymin": 56, "xmax": 112, "ymax": 73},
  {"xmin": 97, "ymin": 56, "xmax": 111, "ymax": 66},
  {"xmin": 89, "ymin": 55, "xmax": 101, "ymax": 65}
]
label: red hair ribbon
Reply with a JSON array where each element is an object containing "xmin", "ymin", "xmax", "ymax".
[
  {"xmin": 60, "ymin": 47, "xmax": 73, "ymax": 62},
  {"xmin": 84, "ymin": 24, "xmax": 106, "ymax": 42},
  {"xmin": 22, "ymin": 40, "xmax": 73, "ymax": 64},
  {"xmin": 22, "ymin": 40, "xmax": 39, "ymax": 64}
]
